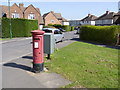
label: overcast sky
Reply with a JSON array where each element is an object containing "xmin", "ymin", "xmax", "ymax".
[{"xmin": 1, "ymin": 1, "xmax": 119, "ymax": 20}]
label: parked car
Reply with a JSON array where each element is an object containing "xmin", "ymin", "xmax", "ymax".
[
  {"xmin": 42, "ymin": 28, "xmax": 64, "ymax": 42},
  {"xmin": 76, "ymin": 27, "xmax": 80, "ymax": 34}
]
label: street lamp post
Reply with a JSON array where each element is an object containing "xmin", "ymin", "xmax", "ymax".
[{"xmin": 8, "ymin": 0, "xmax": 12, "ymax": 39}]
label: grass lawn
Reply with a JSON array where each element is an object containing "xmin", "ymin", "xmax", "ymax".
[
  {"xmin": 45, "ymin": 41, "xmax": 118, "ymax": 88},
  {"xmin": 0, "ymin": 38, "xmax": 10, "ymax": 40}
]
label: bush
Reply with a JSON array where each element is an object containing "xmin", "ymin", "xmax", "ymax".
[
  {"xmin": 53, "ymin": 24, "xmax": 63, "ymax": 29},
  {"xmin": 71, "ymin": 26, "xmax": 74, "ymax": 31},
  {"xmin": 43, "ymin": 25, "xmax": 55, "ymax": 28},
  {"xmin": 44, "ymin": 24, "xmax": 74, "ymax": 32},
  {"xmin": 2, "ymin": 18, "xmax": 38, "ymax": 38},
  {"xmin": 80, "ymin": 25, "xmax": 119, "ymax": 45}
]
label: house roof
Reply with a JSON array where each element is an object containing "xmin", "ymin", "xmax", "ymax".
[
  {"xmin": 24, "ymin": 4, "xmax": 41, "ymax": 14},
  {"xmin": 0, "ymin": 3, "xmax": 41, "ymax": 14},
  {"xmin": 114, "ymin": 11, "xmax": 120, "ymax": 16},
  {"xmin": 43, "ymin": 12, "xmax": 49, "ymax": 18},
  {"xmin": 43, "ymin": 11, "xmax": 67, "ymax": 22},
  {"xmin": 81, "ymin": 14, "xmax": 97, "ymax": 21},
  {"xmin": 62, "ymin": 17, "xmax": 67, "ymax": 22},
  {"xmin": 96, "ymin": 11, "xmax": 116, "ymax": 20},
  {"xmin": 114, "ymin": 17, "xmax": 120, "ymax": 24},
  {"xmin": 113, "ymin": 11, "xmax": 120, "ymax": 24},
  {"xmin": 0, "ymin": 5, "xmax": 8, "ymax": 14},
  {"xmin": 53, "ymin": 13, "xmax": 62, "ymax": 19}
]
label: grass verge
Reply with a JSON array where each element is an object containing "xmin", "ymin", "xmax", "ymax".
[{"xmin": 45, "ymin": 41, "xmax": 118, "ymax": 88}]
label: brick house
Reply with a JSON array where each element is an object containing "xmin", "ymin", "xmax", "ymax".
[
  {"xmin": 95, "ymin": 11, "xmax": 116, "ymax": 26},
  {"xmin": 0, "ymin": 3, "xmax": 44, "ymax": 29},
  {"xmin": 43, "ymin": 11, "xmax": 68, "ymax": 26}
]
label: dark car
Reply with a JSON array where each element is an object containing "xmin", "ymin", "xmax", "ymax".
[{"xmin": 59, "ymin": 28, "xmax": 66, "ymax": 32}]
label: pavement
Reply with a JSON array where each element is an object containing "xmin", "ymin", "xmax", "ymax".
[
  {"xmin": 2, "ymin": 31, "xmax": 79, "ymax": 88},
  {"xmin": 2, "ymin": 53, "xmax": 71, "ymax": 88}
]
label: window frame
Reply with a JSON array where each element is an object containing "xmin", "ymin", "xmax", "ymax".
[
  {"xmin": 12, "ymin": 13, "xmax": 20, "ymax": 18},
  {"xmin": 28, "ymin": 13, "xmax": 35, "ymax": 19}
]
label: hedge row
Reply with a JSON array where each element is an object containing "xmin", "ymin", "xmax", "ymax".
[
  {"xmin": 80, "ymin": 25, "xmax": 120, "ymax": 45},
  {"xmin": 43, "ymin": 24, "xmax": 74, "ymax": 32},
  {"xmin": 2, "ymin": 18, "xmax": 38, "ymax": 38}
]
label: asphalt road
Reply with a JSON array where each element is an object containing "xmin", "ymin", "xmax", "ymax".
[
  {"xmin": 2, "ymin": 30, "xmax": 78, "ymax": 64},
  {"xmin": 2, "ymin": 38, "xmax": 32, "ymax": 64}
]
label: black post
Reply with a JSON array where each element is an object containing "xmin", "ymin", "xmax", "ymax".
[{"xmin": 47, "ymin": 54, "xmax": 50, "ymax": 59}]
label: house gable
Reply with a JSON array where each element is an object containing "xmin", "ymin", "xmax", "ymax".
[
  {"xmin": 95, "ymin": 11, "xmax": 116, "ymax": 25},
  {"xmin": 43, "ymin": 12, "xmax": 62, "ymax": 26},
  {"xmin": 24, "ymin": 4, "xmax": 41, "ymax": 24},
  {"xmin": 11, "ymin": 3, "xmax": 23, "ymax": 18},
  {"xmin": 24, "ymin": 4, "xmax": 40, "ymax": 14},
  {"xmin": 80, "ymin": 14, "xmax": 97, "ymax": 25},
  {"xmin": 96, "ymin": 11, "xmax": 115, "ymax": 20},
  {"xmin": 81, "ymin": 14, "xmax": 97, "ymax": 21}
]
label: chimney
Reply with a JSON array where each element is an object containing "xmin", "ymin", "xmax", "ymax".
[
  {"xmin": 19, "ymin": 3, "xmax": 24, "ymax": 11},
  {"xmin": 106, "ymin": 11, "xmax": 110, "ymax": 14},
  {"xmin": 51, "ymin": 11, "xmax": 54, "ymax": 13},
  {"xmin": 88, "ymin": 14, "xmax": 91, "ymax": 17}
]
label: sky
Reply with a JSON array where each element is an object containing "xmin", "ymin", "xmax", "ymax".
[{"xmin": 1, "ymin": 1, "xmax": 119, "ymax": 20}]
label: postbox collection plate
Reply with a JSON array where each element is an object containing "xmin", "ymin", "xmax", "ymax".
[{"xmin": 34, "ymin": 42, "xmax": 39, "ymax": 48}]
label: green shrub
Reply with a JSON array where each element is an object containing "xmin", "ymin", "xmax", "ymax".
[
  {"xmin": 53, "ymin": 24, "xmax": 63, "ymax": 29},
  {"xmin": 43, "ymin": 25, "xmax": 55, "ymax": 28},
  {"xmin": 48, "ymin": 24, "xmax": 53, "ymax": 26},
  {"xmin": 44, "ymin": 24, "xmax": 73, "ymax": 32},
  {"xmin": 80, "ymin": 25, "xmax": 119, "ymax": 45},
  {"xmin": 71, "ymin": 26, "xmax": 74, "ymax": 31},
  {"xmin": 2, "ymin": 18, "xmax": 38, "ymax": 38},
  {"xmin": 62, "ymin": 25, "xmax": 71, "ymax": 32}
]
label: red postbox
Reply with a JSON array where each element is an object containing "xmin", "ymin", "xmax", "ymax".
[{"xmin": 31, "ymin": 30, "xmax": 45, "ymax": 73}]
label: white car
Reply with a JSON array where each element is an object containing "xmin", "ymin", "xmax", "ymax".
[{"xmin": 42, "ymin": 28, "xmax": 64, "ymax": 42}]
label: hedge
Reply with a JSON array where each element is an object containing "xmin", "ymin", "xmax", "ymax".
[
  {"xmin": 80, "ymin": 25, "xmax": 120, "ymax": 45},
  {"xmin": 2, "ymin": 18, "xmax": 38, "ymax": 38},
  {"xmin": 45, "ymin": 24, "xmax": 74, "ymax": 32},
  {"xmin": 43, "ymin": 25, "xmax": 55, "ymax": 28}
]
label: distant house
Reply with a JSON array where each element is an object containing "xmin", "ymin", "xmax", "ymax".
[
  {"xmin": 80, "ymin": 14, "xmax": 97, "ymax": 25},
  {"xmin": 113, "ymin": 11, "xmax": 120, "ymax": 25},
  {"xmin": 95, "ymin": 11, "xmax": 116, "ymax": 26},
  {"xmin": 43, "ymin": 11, "xmax": 69, "ymax": 26},
  {"xmin": 118, "ymin": 1, "xmax": 120, "ymax": 12},
  {"xmin": 69, "ymin": 20, "xmax": 81, "ymax": 26},
  {"xmin": 62, "ymin": 18, "xmax": 69, "ymax": 25},
  {"xmin": 0, "ymin": 3, "xmax": 44, "ymax": 29}
]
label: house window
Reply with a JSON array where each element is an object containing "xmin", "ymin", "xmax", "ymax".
[
  {"xmin": 28, "ymin": 14, "xmax": 35, "ymax": 19},
  {"xmin": 12, "ymin": 13, "xmax": 20, "ymax": 18},
  {"xmin": 51, "ymin": 20, "xmax": 54, "ymax": 23}
]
